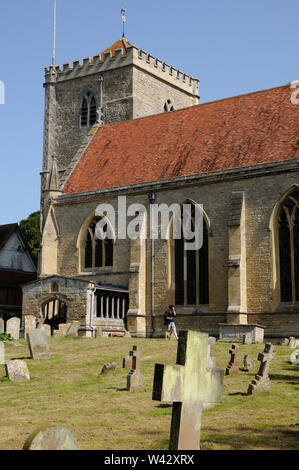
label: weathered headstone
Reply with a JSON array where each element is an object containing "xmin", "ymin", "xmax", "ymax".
[
  {"xmin": 0, "ymin": 317, "xmax": 4, "ymax": 333},
  {"xmin": 65, "ymin": 321, "xmax": 80, "ymax": 337},
  {"xmin": 27, "ymin": 329, "xmax": 50, "ymax": 360},
  {"xmin": 290, "ymin": 349, "xmax": 299, "ymax": 365},
  {"xmin": 6, "ymin": 317, "xmax": 20, "ymax": 340},
  {"xmin": 24, "ymin": 315, "xmax": 37, "ymax": 335},
  {"xmin": 55, "ymin": 323, "xmax": 71, "ymax": 337},
  {"xmin": 243, "ymin": 332, "xmax": 253, "ymax": 344},
  {"xmin": 127, "ymin": 348, "xmax": 144, "ymax": 392},
  {"xmin": 247, "ymin": 343, "xmax": 276, "ymax": 395},
  {"xmin": 123, "ymin": 345, "xmax": 141, "ymax": 369},
  {"xmin": 225, "ymin": 344, "xmax": 239, "ymax": 375},
  {"xmin": 153, "ymin": 330, "xmax": 224, "ymax": 450},
  {"xmin": 5, "ymin": 360, "xmax": 30, "ymax": 382},
  {"xmin": 280, "ymin": 338, "xmax": 289, "ymax": 346},
  {"xmin": 288, "ymin": 337, "xmax": 297, "ymax": 349},
  {"xmin": 23, "ymin": 426, "xmax": 79, "ymax": 450},
  {"xmin": 100, "ymin": 362, "xmax": 116, "ymax": 375},
  {"xmin": 0, "ymin": 341, "xmax": 4, "ymax": 364},
  {"xmin": 243, "ymin": 355, "xmax": 255, "ymax": 372}
]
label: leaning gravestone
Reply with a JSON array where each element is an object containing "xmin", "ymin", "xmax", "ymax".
[
  {"xmin": 225, "ymin": 344, "xmax": 239, "ymax": 375},
  {"xmin": 127, "ymin": 348, "xmax": 144, "ymax": 392},
  {"xmin": 65, "ymin": 321, "xmax": 80, "ymax": 337},
  {"xmin": 290, "ymin": 349, "xmax": 299, "ymax": 365},
  {"xmin": 5, "ymin": 360, "xmax": 30, "ymax": 382},
  {"xmin": 100, "ymin": 362, "xmax": 116, "ymax": 375},
  {"xmin": 24, "ymin": 315, "xmax": 37, "ymax": 335},
  {"xmin": 247, "ymin": 343, "xmax": 276, "ymax": 395},
  {"xmin": 27, "ymin": 329, "xmax": 50, "ymax": 360},
  {"xmin": 6, "ymin": 317, "xmax": 20, "ymax": 340},
  {"xmin": 243, "ymin": 355, "xmax": 255, "ymax": 372},
  {"xmin": 153, "ymin": 330, "xmax": 224, "ymax": 450},
  {"xmin": 23, "ymin": 426, "xmax": 79, "ymax": 450}
]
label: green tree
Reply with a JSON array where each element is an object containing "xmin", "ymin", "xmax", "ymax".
[{"xmin": 19, "ymin": 211, "xmax": 40, "ymax": 260}]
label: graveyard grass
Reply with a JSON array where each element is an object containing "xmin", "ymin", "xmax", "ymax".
[{"xmin": 0, "ymin": 337, "xmax": 298, "ymax": 450}]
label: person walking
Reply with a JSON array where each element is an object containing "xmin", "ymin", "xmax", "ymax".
[{"xmin": 164, "ymin": 305, "xmax": 178, "ymax": 340}]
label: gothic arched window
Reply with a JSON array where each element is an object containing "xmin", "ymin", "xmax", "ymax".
[
  {"xmin": 84, "ymin": 217, "xmax": 114, "ymax": 270},
  {"xmin": 278, "ymin": 189, "xmax": 299, "ymax": 303},
  {"xmin": 174, "ymin": 204, "xmax": 209, "ymax": 306},
  {"xmin": 81, "ymin": 92, "xmax": 97, "ymax": 127}
]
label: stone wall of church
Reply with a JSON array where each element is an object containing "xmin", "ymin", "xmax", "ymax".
[{"xmin": 51, "ymin": 167, "xmax": 299, "ymax": 336}]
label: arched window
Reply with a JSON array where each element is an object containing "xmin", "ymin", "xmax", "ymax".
[
  {"xmin": 174, "ymin": 204, "xmax": 209, "ymax": 306},
  {"xmin": 84, "ymin": 217, "xmax": 114, "ymax": 270},
  {"xmin": 81, "ymin": 92, "xmax": 97, "ymax": 128},
  {"xmin": 278, "ymin": 189, "xmax": 299, "ymax": 303}
]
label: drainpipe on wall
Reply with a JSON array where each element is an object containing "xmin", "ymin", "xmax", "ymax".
[
  {"xmin": 148, "ymin": 190, "xmax": 157, "ymax": 338},
  {"xmin": 89, "ymin": 287, "xmax": 97, "ymax": 338}
]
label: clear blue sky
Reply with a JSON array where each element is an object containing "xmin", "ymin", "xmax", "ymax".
[{"xmin": 0, "ymin": 0, "xmax": 298, "ymax": 225}]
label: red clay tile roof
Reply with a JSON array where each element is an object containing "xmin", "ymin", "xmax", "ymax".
[
  {"xmin": 63, "ymin": 85, "xmax": 299, "ymax": 194},
  {"xmin": 99, "ymin": 38, "xmax": 131, "ymax": 60}
]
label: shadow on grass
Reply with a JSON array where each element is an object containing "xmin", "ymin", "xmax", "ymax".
[
  {"xmin": 270, "ymin": 373, "xmax": 299, "ymax": 385},
  {"xmin": 157, "ymin": 404, "xmax": 172, "ymax": 408},
  {"xmin": 202, "ymin": 424, "xmax": 299, "ymax": 450},
  {"xmin": 11, "ymin": 357, "xmax": 31, "ymax": 361},
  {"xmin": 228, "ymin": 392, "xmax": 248, "ymax": 396}
]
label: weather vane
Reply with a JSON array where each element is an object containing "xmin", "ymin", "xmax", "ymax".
[{"xmin": 121, "ymin": 7, "xmax": 126, "ymax": 38}]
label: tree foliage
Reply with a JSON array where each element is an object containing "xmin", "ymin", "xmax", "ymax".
[{"xmin": 19, "ymin": 211, "xmax": 40, "ymax": 260}]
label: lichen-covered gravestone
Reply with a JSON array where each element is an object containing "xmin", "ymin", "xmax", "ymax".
[
  {"xmin": 24, "ymin": 315, "xmax": 37, "ymax": 335},
  {"xmin": 27, "ymin": 329, "xmax": 50, "ymax": 360},
  {"xmin": 23, "ymin": 426, "xmax": 79, "ymax": 450},
  {"xmin": 65, "ymin": 321, "xmax": 80, "ymax": 337},
  {"xmin": 153, "ymin": 330, "xmax": 224, "ymax": 450},
  {"xmin": 243, "ymin": 355, "xmax": 255, "ymax": 372},
  {"xmin": 100, "ymin": 362, "xmax": 117, "ymax": 375},
  {"xmin": 5, "ymin": 360, "xmax": 30, "ymax": 382},
  {"xmin": 225, "ymin": 344, "xmax": 239, "ymax": 375},
  {"xmin": 290, "ymin": 349, "xmax": 299, "ymax": 365},
  {"xmin": 127, "ymin": 348, "xmax": 144, "ymax": 392},
  {"xmin": 247, "ymin": 343, "xmax": 276, "ymax": 395},
  {"xmin": 6, "ymin": 317, "xmax": 20, "ymax": 340}
]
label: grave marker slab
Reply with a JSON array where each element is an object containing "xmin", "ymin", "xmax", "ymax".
[
  {"xmin": 5, "ymin": 360, "xmax": 30, "ymax": 382},
  {"xmin": 6, "ymin": 317, "xmax": 20, "ymax": 340},
  {"xmin": 0, "ymin": 318, "xmax": 4, "ymax": 333},
  {"xmin": 23, "ymin": 426, "xmax": 79, "ymax": 450},
  {"xmin": 290, "ymin": 349, "xmax": 299, "ymax": 365},
  {"xmin": 66, "ymin": 321, "xmax": 80, "ymax": 337},
  {"xmin": 27, "ymin": 329, "xmax": 50, "ymax": 360},
  {"xmin": 0, "ymin": 341, "xmax": 4, "ymax": 364},
  {"xmin": 40, "ymin": 324, "xmax": 51, "ymax": 336},
  {"xmin": 225, "ymin": 344, "xmax": 239, "ymax": 375},
  {"xmin": 247, "ymin": 343, "xmax": 276, "ymax": 395},
  {"xmin": 123, "ymin": 345, "xmax": 141, "ymax": 369},
  {"xmin": 100, "ymin": 362, "xmax": 117, "ymax": 375},
  {"xmin": 153, "ymin": 330, "xmax": 224, "ymax": 450},
  {"xmin": 24, "ymin": 315, "xmax": 37, "ymax": 335},
  {"xmin": 243, "ymin": 355, "xmax": 255, "ymax": 372}
]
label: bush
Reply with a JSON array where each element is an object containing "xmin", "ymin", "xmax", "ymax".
[{"xmin": 0, "ymin": 333, "xmax": 14, "ymax": 342}]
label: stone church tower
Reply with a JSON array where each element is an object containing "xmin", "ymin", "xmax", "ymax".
[{"xmin": 42, "ymin": 38, "xmax": 199, "ymax": 186}]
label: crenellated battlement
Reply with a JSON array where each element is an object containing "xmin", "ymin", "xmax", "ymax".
[{"xmin": 44, "ymin": 44, "xmax": 199, "ymax": 97}]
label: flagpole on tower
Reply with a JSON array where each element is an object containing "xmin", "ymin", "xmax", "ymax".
[
  {"xmin": 52, "ymin": 0, "xmax": 57, "ymax": 67},
  {"xmin": 121, "ymin": 7, "xmax": 126, "ymax": 39}
]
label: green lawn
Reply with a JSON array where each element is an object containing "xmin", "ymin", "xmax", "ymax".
[{"xmin": 0, "ymin": 336, "xmax": 298, "ymax": 450}]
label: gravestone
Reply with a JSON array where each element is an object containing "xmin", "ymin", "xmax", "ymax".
[
  {"xmin": 127, "ymin": 348, "xmax": 144, "ymax": 392},
  {"xmin": 243, "ymin": 332, "xmax": 253, "ymax": 344},
  {"xmin": 243, "ymin": 355, "xmax": 255, "ymax": 372},
  {"xmin": 24, "ymin": 315, "xmax": 37, "ymax": 335},
  {"xmin": 65, "ymin": 321, "xmax": 80, "ymax": 337},
  {"xmin": 290, "ymin": 349, "xmax": 299, "ymax": 365},
  {"xmin": 6, "ymin": 317, "xmax": 20, "ymax": 340},
  {"xmin": 27, "ymin": 329, "xmax": 50, "ymax": 360},
  {"xmin": 123, "ymin": 345, "xmax": 141, "ymax": 369},
  {"xmin": 225, "ymin": 344, "xmax": 239, "ymax": 375},
  {"xmin": 40, "ymin": 324, "xmax": 51, "ymax": 336},
  {"xmin": 0, "ymin": 318, "xmax": 4, "ymax": 333},
  {"xmin": 23, "ymin": 426, "xmax": 79, "ymax": 450},
  {"xmin": 153, "ymin": 330, "xmax": 224, "ymax": 450},
  {"xmin": 100, "ymin": 362, "xmax": 116, "ymax": 375},
  {"xmin": 54, "ymin": 323, "xmax": 71, "ymax": 337},
  {"xmin": 5, "ymin": 360, "xmax": 30, "ymax": 382},
  {"xmin": 0, "ymin": 341, "xmax": 4, "ymax": 364},
  {"xmin": 247, "ymin": 343, "xmax": 276, "ymax": 395}
]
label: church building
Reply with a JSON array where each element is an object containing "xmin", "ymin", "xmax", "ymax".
[{"xmin": 22, "ymin": 38, "xmax": 299, "ymax": 338}]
